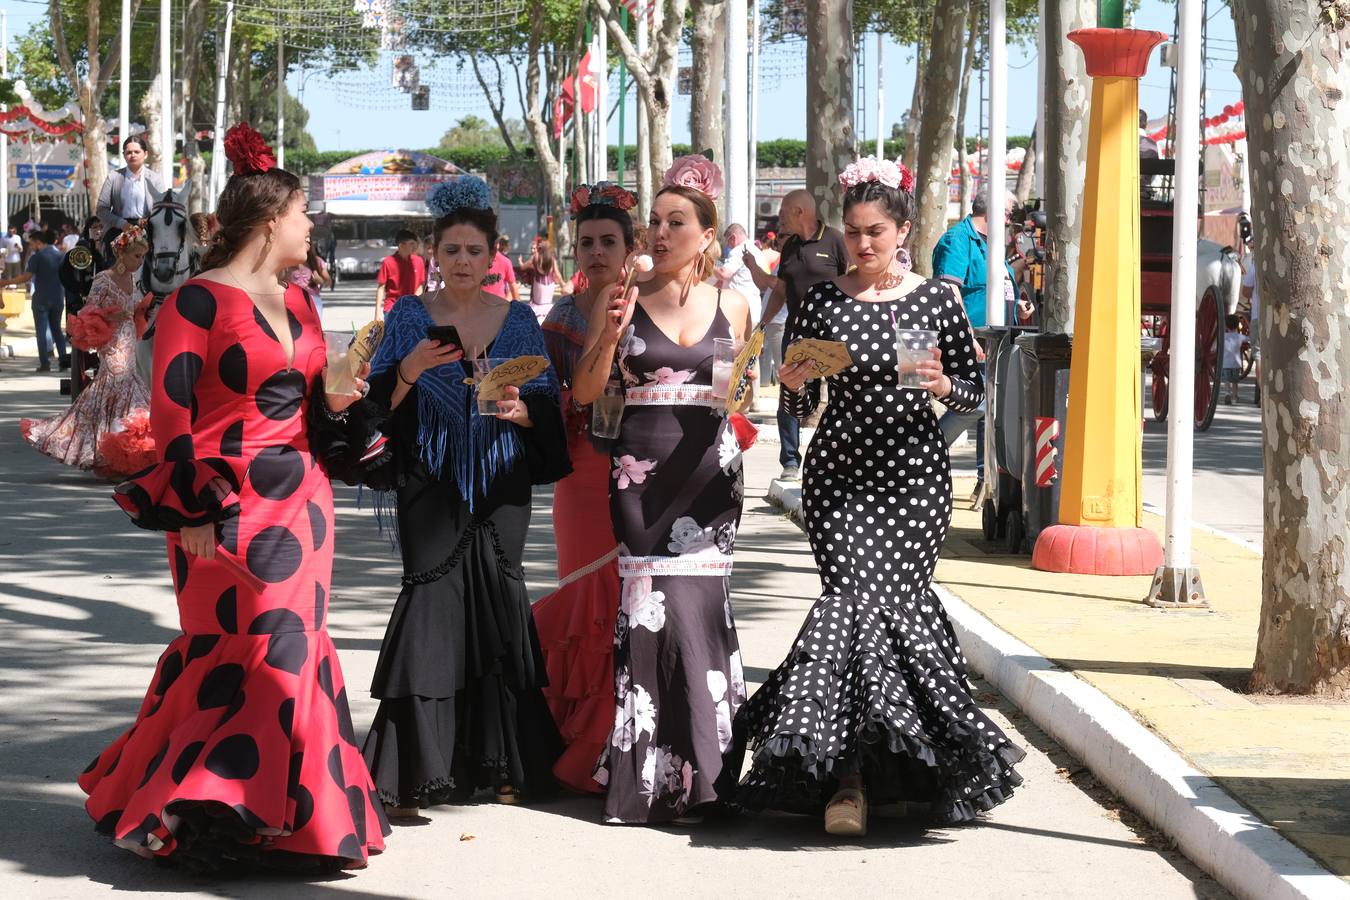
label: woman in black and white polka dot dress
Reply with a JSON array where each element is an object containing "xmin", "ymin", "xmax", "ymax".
[{"xmin": 733, "ymin": 163, "xmax": 1024, "ymax": 837}]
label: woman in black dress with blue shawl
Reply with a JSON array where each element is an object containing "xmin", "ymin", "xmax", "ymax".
[{"xmin": 359, "ymin": 178, "xmax": 569, "ymax": 813}]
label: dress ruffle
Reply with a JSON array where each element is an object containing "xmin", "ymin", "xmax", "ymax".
[
  {"xmin": 113, "ymin": 458, "xmax": 242, "ymax": 531},
  {"xmin": 79, "ymin": 628, "xmax": 389, "ymax": 872},
  {"xmin": 734, "ymin": 592, "xmax": 1024, "ymax": 823},
  {"xmin": 532, "ymin": 553, "xmax": 619, "ymax": 793}
]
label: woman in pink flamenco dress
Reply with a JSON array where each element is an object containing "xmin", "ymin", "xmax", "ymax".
[{"xmin": 532, "ymin": 183, "xmax": 637, "ymax": 793}]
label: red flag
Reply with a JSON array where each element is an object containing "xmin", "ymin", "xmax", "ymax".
[
  {"xmin": 578, "ymin": 50, "xmax": 598, "ymax": 114},
  {"xmin": 554, "ymin": 75, "xmax": 576, "ymax": 140}
]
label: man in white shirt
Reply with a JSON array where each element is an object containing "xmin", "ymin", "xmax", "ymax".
[
  {"xmin": 713, "ymin": 224, "xmax": 762, "ymax": 327},
  {"xmin": 2, "ymin": 227, "xmax": 23, "ymax": 278},
  {"xmin": 95, "ymin": 135, "xmax": 165, "ymax": 248}
]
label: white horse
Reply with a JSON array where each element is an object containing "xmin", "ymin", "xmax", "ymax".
[{"xmin": 135, "ymin": 181, "xmax": 198, "ymax": 384}]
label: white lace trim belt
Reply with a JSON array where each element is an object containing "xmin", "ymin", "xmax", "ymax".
[
  {"xmin": 618, "ymin": 552, "xmax": 734, "ymax": 577},
  {"xmin": 556, "ymin": 546, "xmax": 620, "ymax": 589},
  {"xmin": 624, "ymin": 384, "xmax": 724, "ymax": 410}
]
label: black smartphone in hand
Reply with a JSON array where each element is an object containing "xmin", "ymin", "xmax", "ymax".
[{"xmin": 426, "ymin": 324, "xmax": 462, "ymax": 350}]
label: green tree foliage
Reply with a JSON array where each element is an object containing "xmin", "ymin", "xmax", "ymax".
[{"xmin": 438, "ymin": 114, "xmax": 528, "ymax": 152}]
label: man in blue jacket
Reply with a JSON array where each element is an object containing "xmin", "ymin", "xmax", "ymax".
[{"xmin": 932, "ymin": 190, "xmax": 1016, "ymax": 498}]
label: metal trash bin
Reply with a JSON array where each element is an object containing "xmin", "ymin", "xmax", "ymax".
[
  {"xmin": 1014, "ymin": 331, "xmax": 1073, "ymax": 554},
  {"xmin": 976, "ymin": 325, "xmax": 1036, "ymax": 545}
]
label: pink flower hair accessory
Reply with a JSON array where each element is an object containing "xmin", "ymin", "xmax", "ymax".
[
  {"xmin": 661, "ymin": 155, "xmax": 724, "ymax": 201},
  {"xmin": 838, "ymin": 155, "xmax": 915, "ymax": 194}
]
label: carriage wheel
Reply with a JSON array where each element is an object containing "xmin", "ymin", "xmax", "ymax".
[
  {"xmin": 1150, "ymin": 322, "xmax": 1170, "ymax": 421},
  {"xmin": 1194, "ymin": 288, "xmax": 1223, "ymax": 432}
]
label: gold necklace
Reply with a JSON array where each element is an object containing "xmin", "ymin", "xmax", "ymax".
[{"xmin": 223, "ymin": 264, "xmax": 286, "ymax": 297}]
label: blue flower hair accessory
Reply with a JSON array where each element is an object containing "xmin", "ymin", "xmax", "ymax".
[{"xmin": 427, "ymin": 176, "xmax": 493, "ymax": 218}]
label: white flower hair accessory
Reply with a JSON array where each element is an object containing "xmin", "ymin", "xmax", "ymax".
[
  {"xmin": 426, "ymin": 176, "xmax": 493, "ymax": 218},
  {"xmin": 838, "ymin": 156, "xmax": 915, "ymax": 193}
]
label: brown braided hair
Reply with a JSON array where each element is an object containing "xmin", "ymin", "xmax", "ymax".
[{"xmin": 198, "ymin": 168, "xmax": 303, "ymax": 272}]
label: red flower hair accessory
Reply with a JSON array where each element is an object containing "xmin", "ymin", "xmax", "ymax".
[
  {"xmin": 569, "ymin": 181, "xmax": 638, "ymax": 217},
  {"xmin": 223, "ymin": 122, "xmax": 278, "ymax": 175}
]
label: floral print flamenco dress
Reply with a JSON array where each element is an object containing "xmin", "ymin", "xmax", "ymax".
[
  {"xmin": 733, "ymin": 278, "xmax": 1024, "ymax": 823},
  {"xmin": 82, "ymin": 279, "xmax": 389, "ymax": 872},
  {"xmin": 20, "ymin": 270, "xmax": 150, "ymax": 473},
  {"xmin": 598, "ymin": 301, "xmax": 746, "ymax": 824}
]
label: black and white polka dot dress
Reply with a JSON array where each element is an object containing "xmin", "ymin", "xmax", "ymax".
[{"xmin": 733, "ymin": 278, "xmax": 1025, "ymax": 823}]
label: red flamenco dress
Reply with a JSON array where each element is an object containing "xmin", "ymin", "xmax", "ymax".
[
  {"xmin": 532, "ymin": 295, "xmax": 621, "ymax": 793},
  {"xmin": 80, "ymin": 279, "xmax": 389, "ymax": 873}
]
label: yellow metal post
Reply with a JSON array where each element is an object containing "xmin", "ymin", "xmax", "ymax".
[{"xmin": 1032, "ymin": 28, "xmax": 1166, "ymax": 576}]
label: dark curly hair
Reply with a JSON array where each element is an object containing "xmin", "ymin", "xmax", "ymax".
[
  {"xmin": 574, "ymin": 203, "xmax": 635, "ymax": 249},
  {"xmin": 433, "ymin": 206, "xmax": 498, "ymax": 249},
  {"xmin": 199, "ymin": 168, "xmax": 304, "ymax": 271},
  {"xmin": 842, "ymin": 180, "xmax": 916, "ymax": 228}
]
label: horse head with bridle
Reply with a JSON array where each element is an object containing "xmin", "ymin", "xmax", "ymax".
[
  {"xmin": 143, "ymin": 180, "xmax": 198, "ymax": 299},
  {"xmin": 133, "ymin": 180, "xmax": 198, "ymax": 383}
]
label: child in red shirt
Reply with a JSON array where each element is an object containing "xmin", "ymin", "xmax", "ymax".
[{"xmin": 376, "ymin": 229, "xmax": 426, "ymax": 312}]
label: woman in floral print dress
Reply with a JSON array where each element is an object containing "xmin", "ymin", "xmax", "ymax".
[{"xmin": 573, "ymin": 157, "xmax": 754, "ymax": 825}]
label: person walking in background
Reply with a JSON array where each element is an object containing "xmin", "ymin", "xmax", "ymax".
[
  {"xmin": 484, "ymin": 235, "xmax": 521, "ymax": 301},
  {"xmin": 756, "ymin": 190, "xmax": 850, "ymax": 481},
  {"xmin": 931, "ymin": 188, "xmax": 1016, "ymax": 498},
  {"xmin": 1241, "ymin": 255, "xmax": 1261, "ymax": 405},
  {"xmin": 0, "ymin": 230, "xmax": 70, "ymax": 372},
  {"xmin": 95, "ymin": 135, "xmax": 165, "ymax": 251},
  {"xmin": 288, "ymin": 246, "xmax": 333, "ymax": 318},
  {"xmin": 714, "ymin": 224, "xmax": 763, "ymax": 328},
  {"xmin": 375, "ymin": 228, "xmax": 426, "ymax": 313},
  {"xmin": 520, "ymin": 239, "xmax": 566, "ymax": 323},
  {"xmin": 1221, "ymin": 314, "xmax": 1244, "ymax": 405},
  {"xmin": 3, "ymin": 226, "xmax": 24, "ymax": 279}
]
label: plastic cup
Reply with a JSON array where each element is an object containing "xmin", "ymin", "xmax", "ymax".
[
  {"xmin": 712, "ymin": 337, "xmax": 743, "ymax": 399},
  {"xmin": 895, "ymin": 328, "xmax": 939, "ymax": 390},
  {"xmin": 324, "ymin": 330, "xmax": 356, "ymax": 395},
  {"xmin": 471, "ymin": 357, "xmax": 513, "ymax": 416},
  {"xmin": 591, "ymin": 380, "xmax": 625, "ymax": 438}
]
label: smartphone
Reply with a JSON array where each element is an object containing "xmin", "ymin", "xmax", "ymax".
[{"xmin": 426, "ymin": 324, "xmax": 462, "ymax": 350}]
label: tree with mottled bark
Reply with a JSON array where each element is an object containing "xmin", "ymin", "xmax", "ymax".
[
  {"xmin": 524, "ymin": 2, "xmax": 576, "ymax": 257},
  {"xmin": 47, "ymin": 0, "xmax": 145, "ymax": 212},
  {"xmin": 1039, "ymin": 0, "xmax": 1093, "ymax": 333},
  {"xmin": 1234, "ymin": 1, "xmax": 1350, "ymax": 697},
  {"xmin": 908, "ymin": 0, "xmax": 967, "ymax": 275},
  {"xmin": 804, "ymin": 0, "xmax": 855, "ymax": 228},
  {"xmin": 595, "ymin": 0, "xmax": 691, "ymax": 209},
  {"xmin": 1013, "ymin": 120, "xmax": 1037, "ymax": 206},
  {"xmin": 955, "ymin": 3, "xmax": 981, "ymax": 219},
  {"xmin": 690, "ymin": 0, "xmax": 727, "ymax": 218}
]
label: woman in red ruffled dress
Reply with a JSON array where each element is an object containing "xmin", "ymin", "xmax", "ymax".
[
  {"xmin": 532, "ymin": 183, "xmax": 637, "ymax": 793},
  {"xmin": 18, "ymin": 227, "xmax": 151, "ymax": 475},
  {"xmin": 79, "ymin": 124, "xmax": 389, "ymax": 873}
]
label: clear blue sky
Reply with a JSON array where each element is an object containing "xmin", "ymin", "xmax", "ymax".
[{"xmin": 3, "ymin": 0, "xmax": 1242, "ymax": 153}]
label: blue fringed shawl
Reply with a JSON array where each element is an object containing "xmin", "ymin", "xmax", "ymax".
[{"xmin": 369, "ymin": 295, "xmax": 560, "ymax": 514}]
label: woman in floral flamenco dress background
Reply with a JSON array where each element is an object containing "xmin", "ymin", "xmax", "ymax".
[{"xmin": 20, "ymin": 227, "xmax": 152, "ymax": 476}]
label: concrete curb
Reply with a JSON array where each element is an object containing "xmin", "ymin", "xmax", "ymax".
[{"xmin": 766, "ymin": 486, "xmax": 1350, "ymax": 900}]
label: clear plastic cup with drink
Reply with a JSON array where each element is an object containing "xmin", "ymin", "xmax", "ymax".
[
  {"xmin": 895, "ymin": 328, "xmax": 939, "ymax": 390},
  {"xmin": 324, "ymin": 330, "xmax": 356, "ymax": 395},
  {"xmin": 471, "ymin": 357, "xmax": 512, "ymax": 416},
  {"xmin": 712, "ymin": 337, "xmax": 743, "ymax": 399},
  {"xmin": 591, "ymin": 379, "xmax": 625, "ymax": 438}
]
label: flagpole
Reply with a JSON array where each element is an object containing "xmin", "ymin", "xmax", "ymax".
[
  {"xmin": 593, "ymin": 11, "xmax": 607, "ymax": 182},
  {"xmin": 725, "ymin": 0, "xmax": 749, "ymax": 232},
  {"xmin": 119, "ymin": 0, "xmax": 131, "ymax": 164},
  {"xmin": 748, "ymin": 0, "xmax": 760, "ymax": 234},
  {"xmin": 617, "ymin": 8, "xmax": 628, "ymax": 187},
  {"xmin": 159, "ymin": 0, "xmax": 173, "ymax": 183},
  {"xmin": 1, "ymin": 9, "xmax": 9, "ymax": 229},
  {"xmin": 209, "ymin": 0, "xmax": 235, "ymax": 208}
]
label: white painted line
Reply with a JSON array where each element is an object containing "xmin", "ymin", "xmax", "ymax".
[{"xmin": 1142, "ymin": 500, "xmax": 1263, "ymax": 555}]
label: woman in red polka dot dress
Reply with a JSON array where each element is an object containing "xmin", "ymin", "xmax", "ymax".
[{"xmin": 79, "ymin": 124, "xmax": 389, "ymax": 873}]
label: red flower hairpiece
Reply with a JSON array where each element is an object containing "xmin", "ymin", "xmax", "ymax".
[{"xmin": 224, "ymin": 122, "xmax": 278, "ymax": 176}]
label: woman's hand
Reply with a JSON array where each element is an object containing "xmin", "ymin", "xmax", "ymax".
[
  {"xmin": 600, "ymin": 275, "xmax": 638, "ymax": 346},
  {"xmin": 180, "ymin": 522, "xmax": 217, "ymax": 560},
  {"xmin": 493, "ymin": 385, "xmax": 533, "ymax": 428},
  {"xmin": 915, "ymin": 347, "xmax": 953, "ymax": 398},
  {"xmin": 325, "ymin": 361, "xmax": 371, "ymax": 413},
  {"xmin": 401, "ymin": 338, "xmax": 464, "ymax": 383},
  {"xmin": 778, "ymin": 360, "xmax": 815, "ymax": 393}
]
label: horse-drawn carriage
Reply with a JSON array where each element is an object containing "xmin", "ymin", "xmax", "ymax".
[{"xmin": 1138, "ymin": 157, "xmax": 1243, "ymax": 432}]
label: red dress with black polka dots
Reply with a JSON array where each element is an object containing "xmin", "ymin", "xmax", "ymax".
[{"xmin": 81, "ymin": 279, "xmax": 388, "ymax": 872}]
